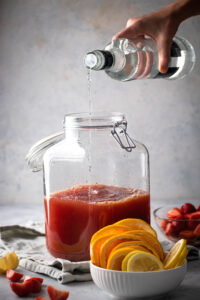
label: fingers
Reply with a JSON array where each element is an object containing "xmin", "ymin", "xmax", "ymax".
[
  {"xmin": 157, "ymin": 38, "xmax": 172, "ymax": 73},
  {"xmin": 113, "ymin": 18, "xmax": 143, "ymax": 40},
  {"xmin": 113, "ymin": 27, "xmax": 138, "ymax": 40}
]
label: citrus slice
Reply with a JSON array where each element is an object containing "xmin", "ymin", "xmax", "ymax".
[
  {"xmin": 164, "ymin": 239, "xmax": 187, "ymax": 269},
  {"xmin": 175, "ymin": 247, "xmax": 188, "ymax": 268},
  {"xmin": 125, "ymin": 250, "xmax": 164, "ymax": 272},
  {"xmin": 111, "ymin": 241, "xmax": 156, "ymax": 257},
  {"xmin": 90, "ymin": 235, "xmax": 110, "ymax": 266},
  {"xmin": 107, "ymin": 244, "xmax": 153, "ymax": 270},
  {"xmin": 112, "ymin": 243, "xmax": 152, "ymax": 254},
  {"xmin": 90, "ymin": 224, "xmax": 132, "ymax": 266},
  {"xmin": 90, "ymin": 224, "xmax": 130, "ymax": 244},
  {"xmin": 114, "ymin": 218, "xmax": 157, "ymax": 238},
  {"xmin": 0, "ymin": 252, "xmax": 19, "ymax": 274},
  {"xmin": 107, "ymin": 247, "xmax": 137, "ymax": 270},
  {"xmin": 121, "ymin": 230, "xmax": 164, "ymax": 261},
  {"xmin": 99, "ymin": 231, "xmax": 162, "ymax": 268}
]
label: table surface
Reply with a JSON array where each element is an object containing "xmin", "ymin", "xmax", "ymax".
[{"xmin": 0, "ymin": 204, "xmax": 200, "ymax": 300}]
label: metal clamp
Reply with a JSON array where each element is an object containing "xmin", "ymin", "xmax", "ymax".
[{"xmin": 111, "ymin": 121, "xmax": 136, "ymax": 152}]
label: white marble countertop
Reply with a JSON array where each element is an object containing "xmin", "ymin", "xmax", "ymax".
[{"xmin": 0, "ymin": 204, "xmax": 200, "ymax": 300}]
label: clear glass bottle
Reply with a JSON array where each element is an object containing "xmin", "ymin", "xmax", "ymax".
[
  {"xmin": 85, "ymin": 37, "xmax": 195, "ymax": 81},
  {"xmin": 27, "ymin": 112, "xmax": 150, "ymax": 261}
]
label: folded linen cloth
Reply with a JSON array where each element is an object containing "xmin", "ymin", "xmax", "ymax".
[{"xmin": 0, "ymin": 222, "xmax": 91, "ymax": 283}]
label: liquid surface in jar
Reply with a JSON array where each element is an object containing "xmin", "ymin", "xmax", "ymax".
[{"xmin": 44, "ymin": 184, "xmax": 150, "ymax": 261}]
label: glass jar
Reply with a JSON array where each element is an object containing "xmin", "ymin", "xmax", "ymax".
[{"xmin": 28, "ymin": 112, "xmax": 150, "ymax": 261}]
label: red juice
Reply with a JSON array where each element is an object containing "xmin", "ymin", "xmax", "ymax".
[{"xmin": 44, "ymin": 184, "xmax": 150, "ymax": 261}]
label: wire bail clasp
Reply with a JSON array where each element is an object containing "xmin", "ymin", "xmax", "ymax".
[{"xmin": 111, "ymin": 121, "xmax": 136, "ymax": 152}]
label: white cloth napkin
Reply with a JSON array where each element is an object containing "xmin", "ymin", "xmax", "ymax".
[{"xmin": 0, "ymin": 222, "xmax": 91, "ymax": 284}]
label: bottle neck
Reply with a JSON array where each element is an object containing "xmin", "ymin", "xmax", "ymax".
[{"xmin": 85, "ymin": 50, "xmax": 114, "ymax": 70}]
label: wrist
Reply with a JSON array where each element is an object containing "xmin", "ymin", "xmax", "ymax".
[{"xmin": 169, "ymin": 0, "xmax": 200, "ymax": 23}]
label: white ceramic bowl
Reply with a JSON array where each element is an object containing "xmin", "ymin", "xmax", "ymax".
[{"xmin": 90, "ymin": 261, "xmax": 187, "ymax": 299}]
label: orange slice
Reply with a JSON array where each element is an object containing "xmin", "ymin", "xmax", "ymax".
[
  {"xmin": 99, "ymin": 231, "xmax": 163, "ymax": 268},
  {"xmin": 111, "ymin": 241, "xmax": 154, "ymax": 255},
  {"xmin": 107, "ymin": 245, "xmax": 152, "ymax": 270},
  {"xmin": 120, "ymin": 230, "xmax": 164, "ymax": 261},
  {"xmin": 107, "ymin": 247, "xmax": 136, "ymax": 270},
  {"xmin": 90, "ymin": 235, "xmax": 110, "ymax": 266},
  {"xmin": 114, "ymin": 219, "xmax": 157, "ymax": 238},
  {"xmin": 90, "ymin": 224, "xmax": 130, "ymax": 244}
]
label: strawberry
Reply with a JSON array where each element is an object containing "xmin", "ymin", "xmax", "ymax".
[
  {"xmin": 6, "ymin": 269, "xmax": 23, "ymax": 282},
  {"xmin": 10, "ymin": 282, "xmax": 30, "ymax": 297},
  {"xmin": 36, "ymin": 297, "xmax": 48, "ymax": 300},
  {"xmin": 179, "ymin": 229, "xmax": 195, "ymax": 240},
  {"xmin": 24, "ymin": 275, "xmax": 43, "ymax": 284},
  {"xmin": 184, "ymin": 211, "xmax": 200, "ymax": 230},
  {"xmin": 167, "ymin": 208, "xmax": 183, "ymax": 220},
  {"xmin": 165, "ymin": 223, "xmax": 177, "ymax": 237},
  {"xmin": 180, "ymin": 203, "xmax": 196, "ymax": 214},
  {"xmin": 193, "ymin": 224, "xmax": 200, "ymax": 237},
  {"xmin": 25, "ymin": 278, "xmax": 42, "ymax": 293},
  {"xmin": 48, "ymin": 285, "xmax": 69, "ymax": 300},
  {"xmin": 160, "ymin": 219, "xmax": 168, "ymax": 231},
  {"xmin": 197, "ymin": 205, "xmax": 200, "ymax": 212},
  {"xmin": 171, "ymin": 215, "xmax": 186, "ymax": 232}
]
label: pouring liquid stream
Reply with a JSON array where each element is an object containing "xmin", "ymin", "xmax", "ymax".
[{"xmin": 87, "ymin": 68, "xmax": 92, "ymax": 202}]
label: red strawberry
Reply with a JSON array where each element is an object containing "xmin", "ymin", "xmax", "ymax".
[
  {"xmin": 197, "ymin": 205, "xmax": 200, "ymax": 212},
  {"xmin": 193, "ymin": 224, "xmax": 200, "ymax": 237},
  {"xmin": 171, "ymin": 215, "xmax": 186, "ymax": 232},
  {"xmin": 180, "ymin": 203, "xmax": 196, "ymax": 214},
  {"xmin": 25, "ymin": 278, "xmax": 42, "ymax": 293},
  {"xmin": 6, "ymin": 269, "xmax": 23, "ymax": 282},
  {"xmin": 160, "ymin": 219, "xmax": 168, "ymax": 231},
  {"xmin": 36, "ymin": 297, "xmax": 48, "ymax": 300},
  {"xmin": 179, "ymin": 229, "xmax": 194, "ymax": 240},
  {"xmin": 185, "ymin": 211, "xmax": 200, "ymax": 230},
  {"xmin": 167, "ymin": 208, "xmax": 183, "ymax": 220},
  {"xmin": 165, "ymin": 223, "xmax": 177, "ymax": 237},
  {"xmin": 10, "ymin": 282, "xmax": 30, "ymax": 297},
  {"xmin": 24, "ymin": 275, "xmax": 43, "ymax": 284},
  {"xmin": 48, "ymin": 285, "xmax": 69, "ymax": 300}
]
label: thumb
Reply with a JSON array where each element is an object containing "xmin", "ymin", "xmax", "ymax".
[{"xmin": 157, "ymin": 38, "xmax": 172, "ymax": 73}]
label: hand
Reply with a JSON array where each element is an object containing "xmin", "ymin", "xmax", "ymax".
[{"xmin": 113, "ymin": 7, "xmax": 180, "ymax": 74}]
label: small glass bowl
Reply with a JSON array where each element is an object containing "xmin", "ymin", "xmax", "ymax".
[{"xmin": 153, "ymin": 206, "xmax": 200, "ymax": 247}]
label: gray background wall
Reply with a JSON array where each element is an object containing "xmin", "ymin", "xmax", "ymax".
[{"xmin": 0, "ymin": 0, "xmax": 200, "ymax": 205}]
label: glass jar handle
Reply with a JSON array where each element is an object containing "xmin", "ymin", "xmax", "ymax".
[
  {"xmin": 111, "ymin": 121, "xmax": 136, "ymax": 152},
  {"xmin": 26, "ymin": 131, "xmax": 64, "ymax": 172}
]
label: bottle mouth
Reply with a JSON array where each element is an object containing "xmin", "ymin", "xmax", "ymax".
[
  {"xmin": 85, "ymin": 53, "xmax": 99, "ymax": 69},
  {"xmin": 64, "ymin": 112, "xmax": 126, "ymax": 129},
  {"xmin": 85, "ymin": 50, "xmax": 114, "ymax": 70}
]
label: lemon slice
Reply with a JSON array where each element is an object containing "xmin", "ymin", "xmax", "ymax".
[
  {"xmin": 164, "ymin": 239, "xmax": 187, "ymax": 269},
  {"xmin": 124, "ymin": 250, "xmax": 163, "ymax": 272},
  {"xmin": 175, "ymin": 247, "xmax": 188, "ymax": 268},
  {"xmin": 0, "ymin": 251, "xmax": 19, "ymax": 274}
]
